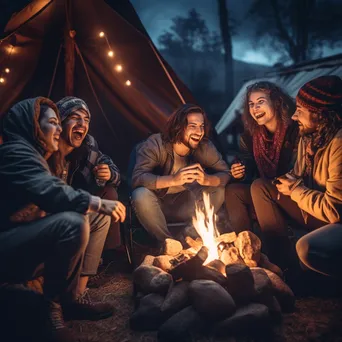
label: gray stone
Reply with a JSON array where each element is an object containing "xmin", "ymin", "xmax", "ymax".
[
  {"xmin": 149, "ymin": 272, "xmax": 173, "ymax": 295},
  {"xmin": 139, "ymin": 254, "xmax": 155, "ymax": 267},
  {"xmin": 220, "ymin": 247, "xmax": 245, "ymax": 266},
  {"xmin": 153, "ymin": 255, "xmax": 173, "ymax": 272},
  {"xmin": 250, "ymin": 267, "xmax": 272, "ymax": 296},
  {"xmin": 215, "ymin": 232, "xmax": 237, "ymax": 244},
  {"xmin": 163, "ymin": 238, "xmax": 183, "ymax": 256},
  {"xmin": 207, "ymin": 259, "xmax": 226, "ymax": 275},
  {"xmin": 234, "ymin": 231, "xmax": 261, "ymax": 265},
  {"xmin": 259, "ymin": 253, "xmax": 283, "ymax": 278},
  {"xmin": 161, "ymin": 281, "xmax": 190, "ymax": 316},
  {"xmin": 189, "ymin": 280, "xmax": 236, "ymax": 321},
  {"xmin": 214, "ymin": 303, "xmax": 270, "ymax": 336},
  {"xmin": 158, "ymin": 306, "xmax": 203, "ymax": 342},
  {"xmin": 225, "ymin": 264, "xmax": 255, "ymax": 301},
  {"xmin": 263, "ymin": 268, "xmax": 295, "ymax": 312},
  {"xmin": 133, "ymin": 265, "xmax": 163, "ymax": 293},
  {"xmin": 130, "ymin": 293, "xmax": 166, "ymax": 331}
]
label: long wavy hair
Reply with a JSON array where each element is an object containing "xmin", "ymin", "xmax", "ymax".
[
  {"xmin": 162, "ymin": 103, "xmax": 210, "ymax": 144},
  {"xmin": 308, "ymin": 107, "xmax": 342, "ymax": 152},
  {"xmin": 38, "ymin": 104, "xmax": 64, "ymax": 178},
  {"xmin": 242, "ymin": 81, "xmax": 296, "ymax": 135}
]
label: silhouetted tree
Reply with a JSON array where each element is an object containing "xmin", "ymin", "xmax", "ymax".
[
  {"xmin": 217, "ymin": 0, "xmax": 234, "ymax": 106},
  {"xmin": 247, "ymin": 0, "xmax": 342, "ymax": 64}
]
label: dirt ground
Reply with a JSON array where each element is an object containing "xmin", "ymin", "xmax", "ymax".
[{"xmin": 70, "ymin": 249, "xmax": 342, "ymax": 342}]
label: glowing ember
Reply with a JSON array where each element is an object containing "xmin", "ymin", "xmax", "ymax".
[{"xmin": 192, "ymin": 192, "xmax": 220, "ymax": 265}]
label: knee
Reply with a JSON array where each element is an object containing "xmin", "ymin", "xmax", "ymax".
[
  {"xmin": 296, "ymin": 235, "xmax": 310, "ymax": 267},
  {"xmin": 102, "ymin": 186, "xmax": 118, "ymax": 201},
  {"xmin": 250, "ymin": 178, "xmax": 268, "ymax": 200},
  {"xmin": 62, "ymin": 212, "xmax": 90, "ymax": 249},
  {"xmin": 132, "ymin": 187, "xmax": 155, "ymax": 206}
]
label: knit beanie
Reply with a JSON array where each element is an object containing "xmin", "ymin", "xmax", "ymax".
[
  {"xmin": 296, "ymin": 75, "xmax": 342, "ymax": 112},
  {"xmin": 56, "ymin": 96, "xmax": 90, "ymax": 122}
]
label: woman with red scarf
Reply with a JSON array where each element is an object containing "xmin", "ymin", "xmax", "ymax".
[{"xmin": 225, "ymin": 81, "xmax": 298, "ymax": 233}]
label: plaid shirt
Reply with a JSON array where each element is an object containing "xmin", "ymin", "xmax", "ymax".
[{"xmin": 64, "ymin": 134, "xmax": 120, "ymax": 192}]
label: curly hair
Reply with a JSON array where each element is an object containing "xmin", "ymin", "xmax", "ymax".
[
  {"xmin": 242, "ymin": 81, "xmax": 296, "ymax": 135},
  {"xmin": 162, "ymin": 103, "xmax": 210, "ymax": 143},
  {"xmin": 308, "ymin": 107, "xmax": 342, "ymax": 152}
]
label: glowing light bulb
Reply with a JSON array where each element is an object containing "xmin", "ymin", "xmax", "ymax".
[
  {"xmin": 0, "ymin": 77, "xmax": 5, "ymax": 84},
  {"xmin": 108, "ymin": 50, "xmax": 114, "ymax": 58},
  {"xmin": 125, "ymin": 80, "xmax": 131, "ymax": 86},
  {"xmin": 5, "ymin": 68, "xmax": 10, "ymax": 73},
  {"xmin": 115, "ymin": 64, "xmax": 123, "ymax": 72},
  {"xmin": 99, "ymin": 32, "xmax": 105, "ymax": 37}
]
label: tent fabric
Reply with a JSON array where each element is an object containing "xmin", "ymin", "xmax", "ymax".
[
  {"xmin": 215, "ymin": 54, "xmax": 342, "ymax": 135},
  {"xmin": 0, "ymin": 0, "xmax": 195, "ymax": 171}
]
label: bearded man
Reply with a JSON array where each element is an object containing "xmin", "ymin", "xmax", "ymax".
[
  {"xmin": 131, "ymin": 104, "xmax": 230, "ymax": 242},
  {"xmin": 250, "ymin": 76, "xmax": 342, "ymax": 277}
]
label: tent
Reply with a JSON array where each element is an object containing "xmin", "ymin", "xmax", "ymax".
[
  {"xmin": 215, "ymin": 53, "xmax": 342, "ymax": 136},
  {"xmin": 0, "ymin": 0, "xmax": 194, "ymax": 171}
]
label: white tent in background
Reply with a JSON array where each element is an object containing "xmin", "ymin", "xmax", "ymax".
[{"xmin": 216, "ymin": 53, "xmax": 342, "ymax": 136}]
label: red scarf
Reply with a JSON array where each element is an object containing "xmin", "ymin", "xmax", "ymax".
[{"xmin": 253, "ymin": 123, "xmax": 288, "ymax": 179}]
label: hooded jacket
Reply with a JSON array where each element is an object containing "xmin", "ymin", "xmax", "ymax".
[{"xmin": 0, "ymin": 97, "xmax": 91, "ymax": 231}]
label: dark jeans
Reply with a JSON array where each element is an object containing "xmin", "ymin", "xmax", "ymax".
[
  {"xmin": 132, "ymin": 186, "xmax": 225, "ymax": 241},
  {"xmin": 0, "ymin": 211, "xmax": 110, "ymax": 301},
  {"xmin": 251, "ymin": 178, "xmax": 342, "ymax": 276},
  {"xmin": 96, "ymin": 186, "xmax": 121, "ymax": 250},
  {"xmin": 225, "ymin": 183, "xmax": 253, "ymax": 233},
  {"xmin": 0, "ymin": 212, "xmax": 89, "ymax": 302}
]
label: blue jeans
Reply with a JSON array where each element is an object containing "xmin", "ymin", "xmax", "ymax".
[{"xmin": 132, "ymin": 186, "xmax": 225, "ymax": 241}]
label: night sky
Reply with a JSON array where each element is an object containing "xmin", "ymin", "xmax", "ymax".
[{"xmin": 130, "ymin": 0, "xmax": 342, "ymax": 66}]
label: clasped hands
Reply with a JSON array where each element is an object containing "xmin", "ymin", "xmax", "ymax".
[{"xmin": 172, "ymin": 163, "xmax": 207, "ymax": 186}]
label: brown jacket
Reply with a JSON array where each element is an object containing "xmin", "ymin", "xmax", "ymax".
[
  {"xmin": 291, "ymin": 128, "xmax": 342, "ymax": 224},
  {"xmin": 132, "ymin": 133, "xmax": 230, "ymax": 197}
]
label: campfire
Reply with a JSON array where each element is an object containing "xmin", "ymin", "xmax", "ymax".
[{"xmin": 130, "ymin": 193, "xmax": 295, "ymax": 340}]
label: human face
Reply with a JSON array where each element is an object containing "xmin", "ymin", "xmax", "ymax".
[
  {"xmin": 292, "ymin": 103, "xmax": 318, "ymax": 136},
  {"xmin": 248, "ymin": 91, "xmax": 276, "ymax": 128},
  {"xmin": 182, "ymin": 112, "xmax": 205, "ymax": 150},
  {"xmin": 39, "ymin": 107, "xmax": 62, "ymax": 152},
  {"xmin": 61, "ymin": 109, "xmax": 90, "ymax": 148}
]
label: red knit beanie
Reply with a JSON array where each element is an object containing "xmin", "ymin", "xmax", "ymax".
[{"xmin": 296, "ymin": 75, "xmax": 342, "ymax": 112}]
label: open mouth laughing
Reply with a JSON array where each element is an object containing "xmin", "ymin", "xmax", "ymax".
[
  {"xmin": 72, "ymin": 128, "xmax": 86, "ymax": 141},
  {"xmin": 190, "ymin": 136, "xmax": 201, "ymax": 144},
  {"xmin": 254, "ymin": 112, "xmax": 266, "ymax": 120}
]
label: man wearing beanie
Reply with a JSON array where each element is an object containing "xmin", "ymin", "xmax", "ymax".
[
  {"xmin": 250, "ymin": 75, "xmax": 342, "ymax": 278},
  {"xmin": 56, "ymin": 96, "xmax": 121, "ymax": 290}
]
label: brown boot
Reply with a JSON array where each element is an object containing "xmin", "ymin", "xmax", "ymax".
[
  {"xmin": 63, "ymin": 288, "xmax": 114, "ymax": 321},
  {"xmin": 47, "ymin": 301, "xmax": 81, "ymax": 342}
]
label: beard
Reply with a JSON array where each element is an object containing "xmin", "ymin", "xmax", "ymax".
[
  {"xmin": 182, "ymin": 135, "xmax": 201, "ymax": 150},
  {"xmin": 298, "ymin": 124, "xmax": 317, "ymax": 136}
]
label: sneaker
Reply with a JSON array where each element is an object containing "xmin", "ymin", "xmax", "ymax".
[
  {"xmin": 47, "ymin": 301, "xmax": 81, "ymax": 342},
  {"xmin": 63, "ymin": 288, "xmax": 114, "ymax": 321}
]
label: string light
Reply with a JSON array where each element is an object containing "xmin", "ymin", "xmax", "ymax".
[
  {"xmin": 5, "ymin": 68, "xmax": 10, "ymax": 73},
  {"xmin": 0, "ymin": 77, "xmax": 5, "ymax": 84},
  {"xmin": 115, "ymin": 64, "xmax": 123, "ymax": 72},
  {"xmin": 99, "ymin": 31, "xmax": 105, "ymax": 38},
  {"xmin": 125, "ymin": 80, "xmax": 131, "ymax": 86},
  {"xmin": 107, "ymin": 50, "xmax": 114, "ymax": 58}
]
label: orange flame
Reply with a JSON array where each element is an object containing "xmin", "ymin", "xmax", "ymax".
[{"xmin": 192, "ymin": 192, "xmax": 219, "ymax": 265}]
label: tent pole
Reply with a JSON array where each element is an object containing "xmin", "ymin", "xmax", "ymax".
[
  {"xmin": 64, "ymin": 0, "xmax": 75, "ymax": 96},
  {"xmin": 148, "ymin": 41, "xmax": 186, "ymax": 104}
]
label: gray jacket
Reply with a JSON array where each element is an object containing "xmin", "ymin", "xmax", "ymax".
[{"xmin": 132, "ymin": 133, "xmax": 230, "ymax": 197}]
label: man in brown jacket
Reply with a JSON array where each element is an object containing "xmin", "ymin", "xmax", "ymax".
[
  {"xmin": 251, "ymin": 75, "xmax": 342, "ymax": 276},
  {"xmin": 132, "ymin": 104, "xmax": 230, "ymax": 242}
]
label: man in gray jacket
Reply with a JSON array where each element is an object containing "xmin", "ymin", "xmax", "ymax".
[{"xmin": 132, "ymin": 104, "xmax": 230, "ymax": 242}]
